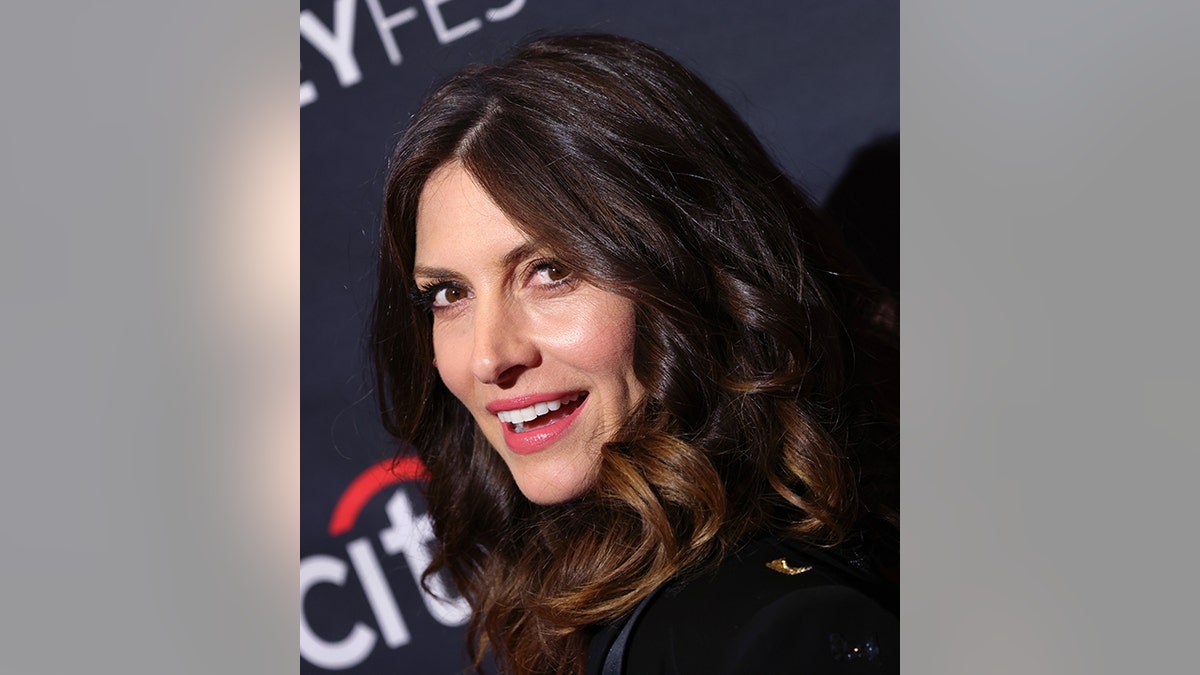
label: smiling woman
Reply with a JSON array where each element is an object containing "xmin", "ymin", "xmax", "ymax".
[
  {"xmin": 412, "ymin": 161, "xmax": 643, "ymax": 504},
  {"xmin": 371, "ymin": 34, "xmax": 898, "ymax": 675}
]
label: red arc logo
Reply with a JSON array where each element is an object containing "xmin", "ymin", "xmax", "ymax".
[{"xmin": 327, "ymin": 456, "xmax": 428, "ymax": 536}]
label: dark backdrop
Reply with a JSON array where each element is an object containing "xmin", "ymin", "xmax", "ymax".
[{"xmin": 301, "ymin": 1, "xmax": 898, "ymax": 671}]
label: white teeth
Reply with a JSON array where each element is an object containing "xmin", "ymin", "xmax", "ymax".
[{"xmin": 496, "ymin": 393, "xmax": 582, "ymax": 428}]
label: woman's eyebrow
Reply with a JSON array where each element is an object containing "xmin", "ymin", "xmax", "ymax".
[
  {"xmin": 413, "ymin": 241, "xmax": 542, "ymax": 281},
  {"xmin": 499, "ymin": 241, "xmax": 542, "ymax": 270},
  {"xmin": 412, "ymin": 264, "xmax": 458, "ymax": 280}
]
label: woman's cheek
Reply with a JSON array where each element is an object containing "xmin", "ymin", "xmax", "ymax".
[
  {"xmin": 431, "ymin": 322, "xmax": 470, "ymax": 398},
  {"xmin": 546, "ymin": 294, "xmax": 636, "ymax": 365}
]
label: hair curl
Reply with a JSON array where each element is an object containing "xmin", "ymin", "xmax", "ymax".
[{"xmin": 372, "ymin": 34, "xmax": 898, "ymax": 675}]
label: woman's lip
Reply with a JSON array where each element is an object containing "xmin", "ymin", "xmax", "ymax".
[
  {"xmin": 500, "ymin": 396, "xmax": 587, "ymax": 455},
  {"xmin": 485, "ymin": 391, "xmax": 584, "ymax": 414}
]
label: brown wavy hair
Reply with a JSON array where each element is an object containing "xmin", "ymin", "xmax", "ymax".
[{"xmin": 372, "ymin": 34, "xmax": 898, "ymax": 675}]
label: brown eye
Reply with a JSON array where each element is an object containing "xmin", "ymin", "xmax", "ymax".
[
  {"xmin": 532, "ymin": 261, "xmax": 570, "ymax": 285},
  {"xmin": 432, "ymin": 286, "xmax": 467, "ymax": 307}
]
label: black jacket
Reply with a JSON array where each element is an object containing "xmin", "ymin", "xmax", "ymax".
[{"xmin": 585, "ymin": 538, "xmax": 898, "ymax": 674}]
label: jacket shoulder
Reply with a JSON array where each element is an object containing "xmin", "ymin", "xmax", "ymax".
[{"xmin": 623, "ymin": 538, "xmax": 898, "ymax": 674}]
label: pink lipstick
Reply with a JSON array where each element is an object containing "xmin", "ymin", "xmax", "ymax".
[{"xmin": 493, "ymin": 392, "xmax": 589, "ymax": 454}]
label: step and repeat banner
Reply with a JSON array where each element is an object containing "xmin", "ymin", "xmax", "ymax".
[{"xmin": 301, "ymin": 1, "xmax": 898, "ymax": 671}]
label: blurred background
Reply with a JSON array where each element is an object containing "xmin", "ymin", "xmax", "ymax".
[{"xmin": 301, "ymin": 1, "xmax": 897, "ymax": 671}]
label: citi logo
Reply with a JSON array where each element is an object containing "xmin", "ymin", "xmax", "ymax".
[{"xmin": 301, "ymin": 457, "xmax": 469, "ymax": 670}]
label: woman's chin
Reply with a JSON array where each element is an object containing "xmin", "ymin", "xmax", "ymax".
[{"xmin": 513, "ymin": 468, "xmax": 598, "ymax": 506}]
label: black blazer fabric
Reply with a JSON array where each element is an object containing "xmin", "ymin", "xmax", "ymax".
[{"xmin": 585, "ymin": 538, "xmax": 898, "ymax": 674}]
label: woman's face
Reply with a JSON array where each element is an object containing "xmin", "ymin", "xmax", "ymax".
[{"xmin": 413, "ymin": 162, "xmax": 644, "ymax": 504}]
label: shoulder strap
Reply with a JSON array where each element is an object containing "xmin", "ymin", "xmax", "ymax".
[{"xmin": 601, "ymin": 583, "xmax": 669, "ymax": 675}]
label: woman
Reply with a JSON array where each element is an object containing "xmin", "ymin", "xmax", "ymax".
[{"xmin": 372, "ymin": 34, "xmax": 898, "ymax": 674}]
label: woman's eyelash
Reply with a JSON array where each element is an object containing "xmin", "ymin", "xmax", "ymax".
[
  {"xmin": 408, "ymin": 285, "xmax": 432, "ymax": 310},
  {"xmin": 529, "ymin": 258, "xmax": 572, "ymax": 283},
  {"xmin": 410, "ymin": 282, "xmax": 449, "ymax": 311}
]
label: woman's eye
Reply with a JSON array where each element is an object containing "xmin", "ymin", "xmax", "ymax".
[
  {"xmin": 532, "ymin": 262, "xmax": 570, "ymax": 285},
  {"xmin": 432, "ymin": 286, "xmax": 467, "ymax": 307}
]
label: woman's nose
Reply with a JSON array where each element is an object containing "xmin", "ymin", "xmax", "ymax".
[{"xmin": 470, "ymin": 299, "xmax": 539, "ymax": 385}]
